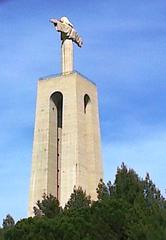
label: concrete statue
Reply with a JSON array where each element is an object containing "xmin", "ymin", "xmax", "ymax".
[
  {"xmin": 50, "ymin": 17, "xmax": 83, "ymax": 47},
  {"xmin": 49, "ymin": 16, "xmax": 83, "ymax": 73}
]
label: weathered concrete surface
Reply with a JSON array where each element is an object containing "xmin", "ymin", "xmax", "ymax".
[
  {"xmin": 61, "ymin": 39, "xmax": 73, "ymax": 74},
  {"xmin": 28, "ymin": 72, "xmax": 103, "ymax": 216}
]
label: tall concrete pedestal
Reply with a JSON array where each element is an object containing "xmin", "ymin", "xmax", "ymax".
[{"xmin": 28, "ymin": 71, "xmax": 103, "ymax": 216}]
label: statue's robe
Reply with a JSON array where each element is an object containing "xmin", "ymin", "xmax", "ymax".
[{"xmin": 51, "ymin": 19, "xmax": 83, "ymax": 47}]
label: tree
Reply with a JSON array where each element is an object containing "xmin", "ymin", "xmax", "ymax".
[
  {"xmin": 0, "ymin": 227, "xmax": 4, "ymax": 240},
  {"xmin": 3, "ymin": 163, "xmax": 166, "ymax": 240},
  {"xmin": 33, "ymin": 193, "xmax": 61, "ymax": 218},
  {"xmin": 144, "ymin": 173, "xmax": 164, "ymax": 209},
  {"xmin": 2, "ymin": 215, "xmax": 15, "ymax": 229},
  {"xmin": 96, "ymin": 179, "xmax": 110, "ymax": 201},
  {"xmin": 65, "ymin": 186, "xmax": 91, "ymax": 210},
  {"xmin": 113, "ymin": 163, "xmax": 144, "ymax": 204}
]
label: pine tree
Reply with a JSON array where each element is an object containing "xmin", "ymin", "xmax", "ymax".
[
  {"xmin": 33, "ymin": 193, "xmax": 61, "ymax": 218},
  {"xmin": 2, "ymin": 215, "xmax": 15, "ymax": 229},
  {"xmin": 65, "ymin": 186, "xmax": 91, "ymax": 210}
]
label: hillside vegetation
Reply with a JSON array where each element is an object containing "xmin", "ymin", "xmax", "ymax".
[{"xmin": 1, "ymin": 163, "xmax": 166, "ymax": 240}]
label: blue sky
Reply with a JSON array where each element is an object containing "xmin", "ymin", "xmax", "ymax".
[{"xmin": 0, "ymin": 0, "xmax": 166, "ymax": 222}]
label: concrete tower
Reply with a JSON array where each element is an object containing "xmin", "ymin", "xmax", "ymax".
[{"xmin": 28, "ymin": 17, "xmax": 103, "ymax": 216}]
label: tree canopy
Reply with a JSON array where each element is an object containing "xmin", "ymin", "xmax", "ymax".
[
  {"xmin": 33, "ymin": 193, "xmax": 61, "ymax": 218},
  {"xmin": 2, "ymin": 215, "xmax": 15, "ymax": 229},
  {"xmin": 2, "ymin": 163, "xmax": 166, "ymax": 240}
]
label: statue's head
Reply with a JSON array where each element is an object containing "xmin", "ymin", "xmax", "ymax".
[{"xmin": 60, "ymin": 17, "xmax": 73, "ymax": 28}]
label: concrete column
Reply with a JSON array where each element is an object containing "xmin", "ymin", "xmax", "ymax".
[
  {"xmin": 61, "ymin": 39, "xmax": 73, "ymax": 74},
  {"xmin": 28, "ymin": 72, "xmax": 103, "ymax": 216}
]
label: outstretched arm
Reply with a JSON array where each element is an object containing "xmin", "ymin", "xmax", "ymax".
[{"xmin": 49, "ymin": 18, "xmax": 58, "ymax": 25}]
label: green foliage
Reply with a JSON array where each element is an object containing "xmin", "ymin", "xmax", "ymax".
[
  {"xmin": 2, "ymin": 215, "xmax": 15, "ymax": 229},
  {"xmin": 96, "ymin": 179, "xmax": 110, "ymax": 200},
  {"xmin": 0, "ymin": 228, "xmax": 4, "ymax": 240},
  {"xmin": 3, "ymin": 163, "xmax": 166, "ymax": 240},
  {"xmin": 65, "ymin": 186, "xmax": 91, "ymax": 210},
  {"xmin": 0, "ymin": 214, "xmax": 15, "ymax": 240},
  {"xmin": 33, "ymin": 193, "xmax": 61, "ymax": 218}
]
